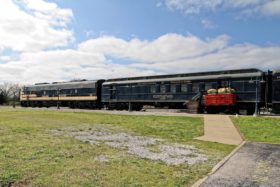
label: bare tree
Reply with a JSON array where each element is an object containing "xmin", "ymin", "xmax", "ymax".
[{"xmin": 0, "ymin": 82, "xmax": 21, "ymax": 107}]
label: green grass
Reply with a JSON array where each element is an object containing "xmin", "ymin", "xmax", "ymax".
[
  {"xmin": 0, "ymin": 109, "xmax": 234, "ymax": 187},
  {"xmin": 231, "ymin": 116, "xmax": 280, "ymax": 144}
]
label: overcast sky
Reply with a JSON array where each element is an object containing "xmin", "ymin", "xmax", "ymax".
[{"xmin": 1, "ymin": 0, "xmax": 280, "ymax": 84}]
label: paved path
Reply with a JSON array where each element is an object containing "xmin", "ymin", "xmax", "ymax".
[
  {"xmin": 196, "ymin": 115, "xmax": 243, "ymax": 145},
  {"xmin": 200, "ymin": 142, "xmax": 280, "ymax": 187}
]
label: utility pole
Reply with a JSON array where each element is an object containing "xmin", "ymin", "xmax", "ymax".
[{"xmin": 253, "ymin": 77, "xmax": 266, "ymax": 116}]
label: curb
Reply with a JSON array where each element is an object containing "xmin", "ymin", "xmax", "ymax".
[{"xmin": 191, "ymin": 141, "xmax": 246, "ymax": 187}]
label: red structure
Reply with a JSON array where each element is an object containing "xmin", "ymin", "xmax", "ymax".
[{"xmin": 205, "ymin": 94, "xmax": 236, "ymax": 106}]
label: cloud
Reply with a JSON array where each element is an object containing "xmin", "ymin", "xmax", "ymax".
[
  {"xmin": 0, "ymin": 0, "xmax": 278, "ymax": 85},
  {"xmin": 0, "ymin": 49, "xmax": 157, "ymax": 84},
  {"xmin": 129, "ymin": 43, "xmax": 280, "ymax": 73},
  {"xmin": 164, "ymin": 0, "xmax": 223, "ymax": 15},
  {"xmin": 162, "ymin": 0, "xmax": 280, "ymax": 16},
  {"xmin": 260, "ymin": 0, "xmax": 280, "ymax": 16},
  {"xmin": 1, "ymin": 33, "xmax": 280, "ymax": 84},
  {"xmin": 0, "ymin": 56, "xmax": 11, "ymax": 62},
  {"xmin": 79, "ymin": 34, "xmax": 229, "ymax": 63},
  {"xmin": 156, "ymin": 2, "xmax": 163, "ymax": 7},
  {"xmin": 201, "ymin": 19, "xmax": 217, "ymax": 29},
  {"xmin": 0, "ymin": 0, "xmax": 73, "ymax": 53}
]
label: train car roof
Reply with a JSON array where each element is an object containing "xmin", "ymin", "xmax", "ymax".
[
  {"xmin": 103, "ymin": 68, "xmax": 263, "ymax": 85},
  {"xmin": 24, "ymin": 80, "xmax": 99, "ymax": 91}
]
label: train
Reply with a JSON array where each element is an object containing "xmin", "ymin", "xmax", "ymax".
[{"xmin": 20, "ymin": 68, "xmax": 280, "ymax": 115}]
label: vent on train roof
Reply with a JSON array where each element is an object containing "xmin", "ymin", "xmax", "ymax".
[
  {"xmin": 70, "ymin": 79, "xmax": 87, "ymax": 82},
  {"xmin": 35, "ymin": 82, "xmax": 49, "ymax": 85}
]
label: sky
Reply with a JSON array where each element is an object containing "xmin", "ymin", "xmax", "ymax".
[{"xmin": 0, "ymin": 0, "xmax": 280, "ymax": 84}]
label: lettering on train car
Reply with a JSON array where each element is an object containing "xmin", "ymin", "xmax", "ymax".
[{"xmin": 153, "ymin": 95, "xmax": 174, "ymax": 100}]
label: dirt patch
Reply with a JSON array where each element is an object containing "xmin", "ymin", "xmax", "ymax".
[
  {"xmin": 50, "ymin": 128, "xmax": 208, "ymax": 165},
  {"xmin": 0, "ymin": 127, "xmax": 6, "ymax": 135},
  {"xmin": 94, "ymin": 155, "xmax": 110, "ymax": 162}
]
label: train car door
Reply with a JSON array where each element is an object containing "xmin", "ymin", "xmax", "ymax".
[{"xmin": 110, "ymin": 84, "xmax": 117, "ymax": 100}]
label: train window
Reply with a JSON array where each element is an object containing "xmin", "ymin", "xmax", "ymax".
[
  {"xmin": 212, "ymin": 82, "xmax": 218, "ymax": 89},
  {"xmin": 244, "ymin": 81, "xmax": 256, "ymax": 92},
  {"xmin": 131, "ymin": 85, "xmax": 138, "ymax": 93},
  {"xmin": 165, "ymin": 85, "xmax": 171, "ymax": 93},
  {"xmin": 43, "ymin": 91, "xmax": 46, "ymax": 95},
  {"xmin": 221, "ymin": 81, "xmax": 228, "ymax": 87},
  {"xmin": 161, "ymin": 85, "xmax": 166, "ymax": 93},
  {"xmin": 144, "ymin": 85, "xmax": 150, "ymax": 93},
  {"xmin": 138, "ymin": 85, "xmax": 148, "ymax": 93},
  {"xmin": 176, "ymin": 85, "xmax": 181, "ymax": 93},
  {"xmin": 102, "ymin": 86, "xmax": 110, "ymax": 94},
  {"xmin": 199, "ymin": 83, "xmax": 205, "ymax": 91},
  {"xmin": 79, "ymin": 88, "xmax": 85, "ymax": 94},
  {"xmin": 205, "ymin": 82, "xmax": 213, "ymax": 90},
  {"xmin": 75, "ymin": 89, "xmax": 78, "ymax": 94},
  {"xmin": 181, "ymin": 84, "xmax": 187, "ymax": 92},
  {"xmin": 118, "ymin": 86, "xmax": 127, "ymax": 93},
  {"xmin": 192, "ymin": 83, "xmax": 199, "ymax": 93},
  {"xmin": 134, "ymin": 85, "xmax": 140, "ymax": 93},
  {"xmin": 138, "ymin": 85, "xmax": 145, "ymax": 93},
  {"xmin": 118, "ymin": 86, "xmax": 123, "ymax": 93},
  {"xmin": 188, "ymin": 84, "xmax": 192, "ymax": 93},
  {"xmin": 151, "ymin": 85, "xmax": 156, "ymax": 93},
  {"xmin": 146, "ymin": 86, "xmax": 151, "ymax": 93},
  {"xmin": 231, "ymin": 81, "xmax": 244, "ymax": 91},
  {"xmin": 171, "ymin": 85, "xmax": 176, "ymax": 93},
  {"xmin": 156, "ymin": 84, "xmax": 161, "ymax": 93}
]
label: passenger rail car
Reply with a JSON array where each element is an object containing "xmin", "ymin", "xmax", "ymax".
[
  {"xmin": 20, "ymin": 68, "xmax": 280, "ymax": 114},
  {"xmin": 102, "ymin": 69, "xmax": 266, "ymax": 113},
  {"xmin": 20, "ymin": 80, "xmax": 104, "ymax": 108}
]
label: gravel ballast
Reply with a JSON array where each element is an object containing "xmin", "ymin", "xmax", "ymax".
[{"xmin": 51, "ymin": 128, "xmax": 208, "ymax": 165}]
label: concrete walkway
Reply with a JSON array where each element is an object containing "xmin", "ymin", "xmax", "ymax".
[{"xmin": 196, "ymin": 115, "xmax": 243, "ymax": 145}]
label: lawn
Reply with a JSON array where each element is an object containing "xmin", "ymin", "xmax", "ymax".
[
  {"xmin": 231, "ymin": 116, "xmax": 280, "ymax": 144},
  {"xmin": 0, "ymin": 109, "xmax": 234, "ymax": 187}
]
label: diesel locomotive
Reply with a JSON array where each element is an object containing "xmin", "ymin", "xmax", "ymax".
[
  {"xmin": 20, "ymin": 80, "xmax": 104, "ymax": 109},
  {"xmin": 20, "ymin": 68, "xmax": 280, "ymax": 114}
]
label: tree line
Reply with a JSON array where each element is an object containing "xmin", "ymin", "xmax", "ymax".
[{"xmin": 0, "ymin": 82, "xmax": 21, "ymax": 106}]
